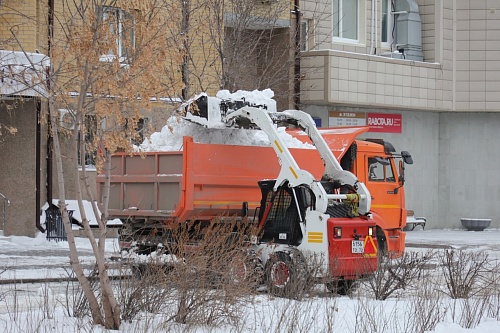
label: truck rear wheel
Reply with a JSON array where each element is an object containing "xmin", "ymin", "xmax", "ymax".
[
  {"xmin": 227, "ymin": 250, "xmax": 263, "ymax": 288},
  {"xmin": 265, "ymin": 251, "xmax": 310, "ymax": 299},
  {"xmin": 326, "ymin": 279, "xmax": 354, "ymax": 295}
]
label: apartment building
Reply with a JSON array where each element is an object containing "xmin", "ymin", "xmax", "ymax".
[
  {"xmin": 0, "ymin": 1, "xmax": 219, "ymax": 236},
  {"xmin": 300, "ymin": 0, "xmax": 500, "ymax": 228},
  {"xmin": 0, "ymin": 0, "xmax": 296, "ymax": 236}
]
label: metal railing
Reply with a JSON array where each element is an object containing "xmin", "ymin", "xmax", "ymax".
[{"xmin": 0, "ymin": 192, "xmax": 10, "ymax": 236}]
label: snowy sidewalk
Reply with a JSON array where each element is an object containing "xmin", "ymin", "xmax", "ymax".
[{"xmin": 0, "ymin": 234, "xmax": 120, "ymax": 281}]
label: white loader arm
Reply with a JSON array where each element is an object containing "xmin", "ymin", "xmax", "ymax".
[
  {"xmin": 226, "ymin": 106, "xmax": 371, "ymax": 215},
  {"xmin": 226, "ymin": 107, "xmax": 318, "ymax": 191}
]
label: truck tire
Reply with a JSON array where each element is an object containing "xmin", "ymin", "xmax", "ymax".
[
  {"xmin": 265, "ymin": 251, "xmax": 310, "ymax": 299},
  {"xmin": 326, "ymin": 279, "xmax": 354, "ymax": 295},
  {"xmin": 227, "ymin": 250, "xmax": 263, "ymax": 289},
  {"xmin": 376, "ymin": 227, "xmax": 388, "ymax": 257}
]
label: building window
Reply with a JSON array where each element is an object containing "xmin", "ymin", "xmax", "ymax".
[
  {"xmin": 333, "ymin": 0, "xmax": 358, "ymax": 41},
  {"xmin": 381, "ymin": 0, "xmax": 394, "ymax": 47},
  {"xmin": 78, "ymin": 116, "xmax": 97, "ymax": 168},
  {"xmin": 301, "ymin": 21, "xmax": 309, "ymax": 51},
  {"xmin": 127, "ymin": 118, "xmax": 149, "ymax": 146},
  {"xmin": 101, "ymin": 6, "xmax": 135, "ymax": 60}
]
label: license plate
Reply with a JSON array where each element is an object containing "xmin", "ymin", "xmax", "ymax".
[{"xmin": 352, "ymin": 240, "xmax": 364, "ymax": 253}]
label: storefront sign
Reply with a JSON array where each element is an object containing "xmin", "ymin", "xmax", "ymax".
[
  {"xmin": 328, "ymin": 111, "xmax": 367, "ymax": 127},
  {"xmin": 367, "ymin": 113, "xmax": 402, "ymax": 133},
  {"xmin": 328, "ymin": 111, "xmax": 402, "ymax": 133}
]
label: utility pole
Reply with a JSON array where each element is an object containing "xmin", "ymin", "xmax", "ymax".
[{"xmin": 293, "ymin": 0, "xmax": 301, "ymax": 110}]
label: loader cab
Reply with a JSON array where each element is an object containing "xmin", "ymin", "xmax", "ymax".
[{"xmin": 257, "ymin": 180, "xmax": 314, "ymax": 246}]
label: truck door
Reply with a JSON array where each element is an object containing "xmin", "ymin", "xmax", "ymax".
[{"xmin": 363, "ymin": 156, "xmax": 402, "ymax": 230}]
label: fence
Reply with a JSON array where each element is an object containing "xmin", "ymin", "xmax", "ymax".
[{"xmin": 45, "ymin": 206, "xmax": 73, "ymax": 242}]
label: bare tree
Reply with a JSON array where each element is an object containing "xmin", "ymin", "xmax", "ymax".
[
  {"xmin": 172, "ymin": 0, "xmax": 336, "ymax": 110},
  {"xmin": 2, "ymin": 0, "xmax": 187, "ymax": 328}
]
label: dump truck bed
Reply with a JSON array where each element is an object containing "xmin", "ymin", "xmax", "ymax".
[
  {"xmin": 98, "ymin": 136, "xmax": 326, "ymax": 222},
  {"xmin": 99, "ymin": 127, "xmax": 368, "ymax": 223}
]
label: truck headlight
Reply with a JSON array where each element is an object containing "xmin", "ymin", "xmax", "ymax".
[{"xmin": 368, "ymin": 226, "xmax": 374, "ymax": 236}]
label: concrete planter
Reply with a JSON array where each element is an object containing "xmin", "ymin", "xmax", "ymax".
[{"xmin": 460, "ymin": 218, "xmax": 491, "ymax": 231}]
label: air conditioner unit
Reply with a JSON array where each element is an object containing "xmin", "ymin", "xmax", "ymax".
[{"xmin": 58, "ymin": 109, "xmax": 76, "ymax": 130}]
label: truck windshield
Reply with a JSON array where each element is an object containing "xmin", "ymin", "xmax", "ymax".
[{"xmin": 368, "ymin": 157, "xmax": 396, "ymax": 182}]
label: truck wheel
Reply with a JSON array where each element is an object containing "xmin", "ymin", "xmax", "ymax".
[
  {"xmin": 265, "ymin": 251, "xmax": 309, "ymax": 299},
  {"xmin": 227, "ymin": 250, "xmax": 264, "ymax": 289},
  {"xmin": 326, "ymin": 279, "xmax": 354, "ymax": 295},
  {"xmin": 376, "ymin": 227, "xmax": 387, "ymax": 257}
]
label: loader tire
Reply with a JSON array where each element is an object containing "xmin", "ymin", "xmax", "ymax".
[{"xmin": 265, "ymin": 251, "xmax": 310, "ymax": 299}]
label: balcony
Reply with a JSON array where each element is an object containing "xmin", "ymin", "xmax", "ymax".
[{"xmin": 300, "ymin": 50, "xmax": 452, "ymax": 111}]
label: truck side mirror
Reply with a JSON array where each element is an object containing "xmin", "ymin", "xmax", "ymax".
[
  {"xmin": 401, "ymin": 151, "xmax": 413, "ymax": 165},
  {"xmin": 398, "ymin": 160, "xmax": 405, "ymax": 185}
]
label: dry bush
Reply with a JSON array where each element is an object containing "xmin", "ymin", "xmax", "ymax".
[
  {"xmin": 118, "ymin": 217, "xmax": 262, "ymax": 326},
  {"xmin": 361, "ymin": 250, "xmax": 435, "ymax": 300},
  {"xmin": 62, "ymin": 267, "xmax": 100, "ymax": 319},
  {"xmin": 439, "ymin": 250, "xmax": 490, "ymax": 299},
  {"xmin": 117, "ymin": 256, "xmax": 173, "ymax": 322},
  {"xmin": 400, "ymin": 279, "xmax": 447, "ymax": 333},
  {"xmin": 161, "ymin": 219, "xmax": 260, "ymax": 325},
  {"xmin": 351, "ymin": 297, "xmax": 400, "ymax": 333}
]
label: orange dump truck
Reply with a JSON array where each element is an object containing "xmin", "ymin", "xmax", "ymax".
[{"xmin": 99, "ymin": 126, "xmax": 411, "ymax": 258}]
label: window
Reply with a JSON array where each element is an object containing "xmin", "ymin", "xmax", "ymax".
[
  {"xmin": 301, "ymin": 21, "xmax": 309, "ymax": 51},
  {"xmin": 78, "ymin": 116, "xmax": 97, "ymax": 168},
  {"xmin": 368, "ymin": 157, "xmax": 395, "ymax": 182},
  {"xmin": 101, "ymin": 6, "xmax": 135, "ymax": 60},
  {"xmin": 333, "ymin": 0, "xmax": 358, "ymax": 41},
  {"xmin": 300, "ymin": 19, "xmax": 315, "ymax": 51},
  {"xmin": 381, "ymin": 0, "xmax": 394, "ymax": 47},
  {"xmin": 127, "ymin": 118, "xmax": 149, "ymax": 146}
]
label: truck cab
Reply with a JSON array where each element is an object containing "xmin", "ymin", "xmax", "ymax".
[
  {"xmin": 351, "ymin": 139, "xmax": 412, "ymax": 257},
  {"xmin": 289, "ymin": 128, "xmax": 413, "ymax": 258}
]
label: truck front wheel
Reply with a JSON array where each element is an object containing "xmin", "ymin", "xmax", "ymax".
[{"xmin": 376, "ymin": 227, "xmax": 387, "ymax": 257}]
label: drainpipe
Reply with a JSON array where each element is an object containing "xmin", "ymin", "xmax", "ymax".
[
  {"xmin": 370, "ymin": 0, "xmax": 375, "ymax": 54},
  {"xmin": 36, "ymin": 0, "xmax": 55, "ymax": 233},
  {"xmin": 36, "ymin": 99, "xmax": 45, "ymax": 232},
  {"xmin": 293, "ymin": 0, "xmax": 301, "ymax": 110},
  {"xmin": 46, "ymin": 0, "xmax": 54, "ymax": 208},
  {"xmin": 0, "ymin": 192, "xmax": 10, "ymax": 236}
]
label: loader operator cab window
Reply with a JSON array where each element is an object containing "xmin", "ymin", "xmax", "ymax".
[
  {"xmin": 258, "ymin": 180, "xmax": 308, "ymax": 246},
  {"xmin": 368, "ymin": 157, "xmax": 396, "ymax": 182}
]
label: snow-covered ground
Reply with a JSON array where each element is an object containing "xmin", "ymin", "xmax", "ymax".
[
  {"xmin": 0, "ymin": 229, "xmax": 499, "ymax": 332},
  {"xmin": 8, "ymin": 91, "xmax": 497, "ymax": 331}
]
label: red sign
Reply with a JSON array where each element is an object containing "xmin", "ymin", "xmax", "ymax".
[{"xmin": 367, "ymin": 113, "xmax": 402, "ymax": 133}]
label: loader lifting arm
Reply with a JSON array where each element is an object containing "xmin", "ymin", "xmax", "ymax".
[{"xmin": 226, "ymin": 107, "xmax": 371, "ymax": 215}]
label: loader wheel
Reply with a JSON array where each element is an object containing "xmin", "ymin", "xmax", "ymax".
[{"xmin": 265, "ymin": 251, "xmax": 310, "ymax": 299}]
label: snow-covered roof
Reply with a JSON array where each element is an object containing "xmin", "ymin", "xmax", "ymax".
[{"xmin": 0, "ymin": 50, "xmax": 49, "ymax": 97}]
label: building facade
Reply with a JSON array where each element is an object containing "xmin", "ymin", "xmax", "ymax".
[
  {"xmin": 300, "ymin": 0, "xmax": 500, "ymax": 228},
  {"xmin": 0, "ymin": 0, "xmax": 295, "ymax": 236}
]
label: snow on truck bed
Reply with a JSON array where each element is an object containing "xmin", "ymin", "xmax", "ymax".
[{"xmin": 136, "ymin": 89, "xmax": 314, "ymax": 152}]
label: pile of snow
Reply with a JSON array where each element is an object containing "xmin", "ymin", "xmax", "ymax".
[{"xmin": 137, "ymin": 89, "xmax": 313, "ymax": 152}]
